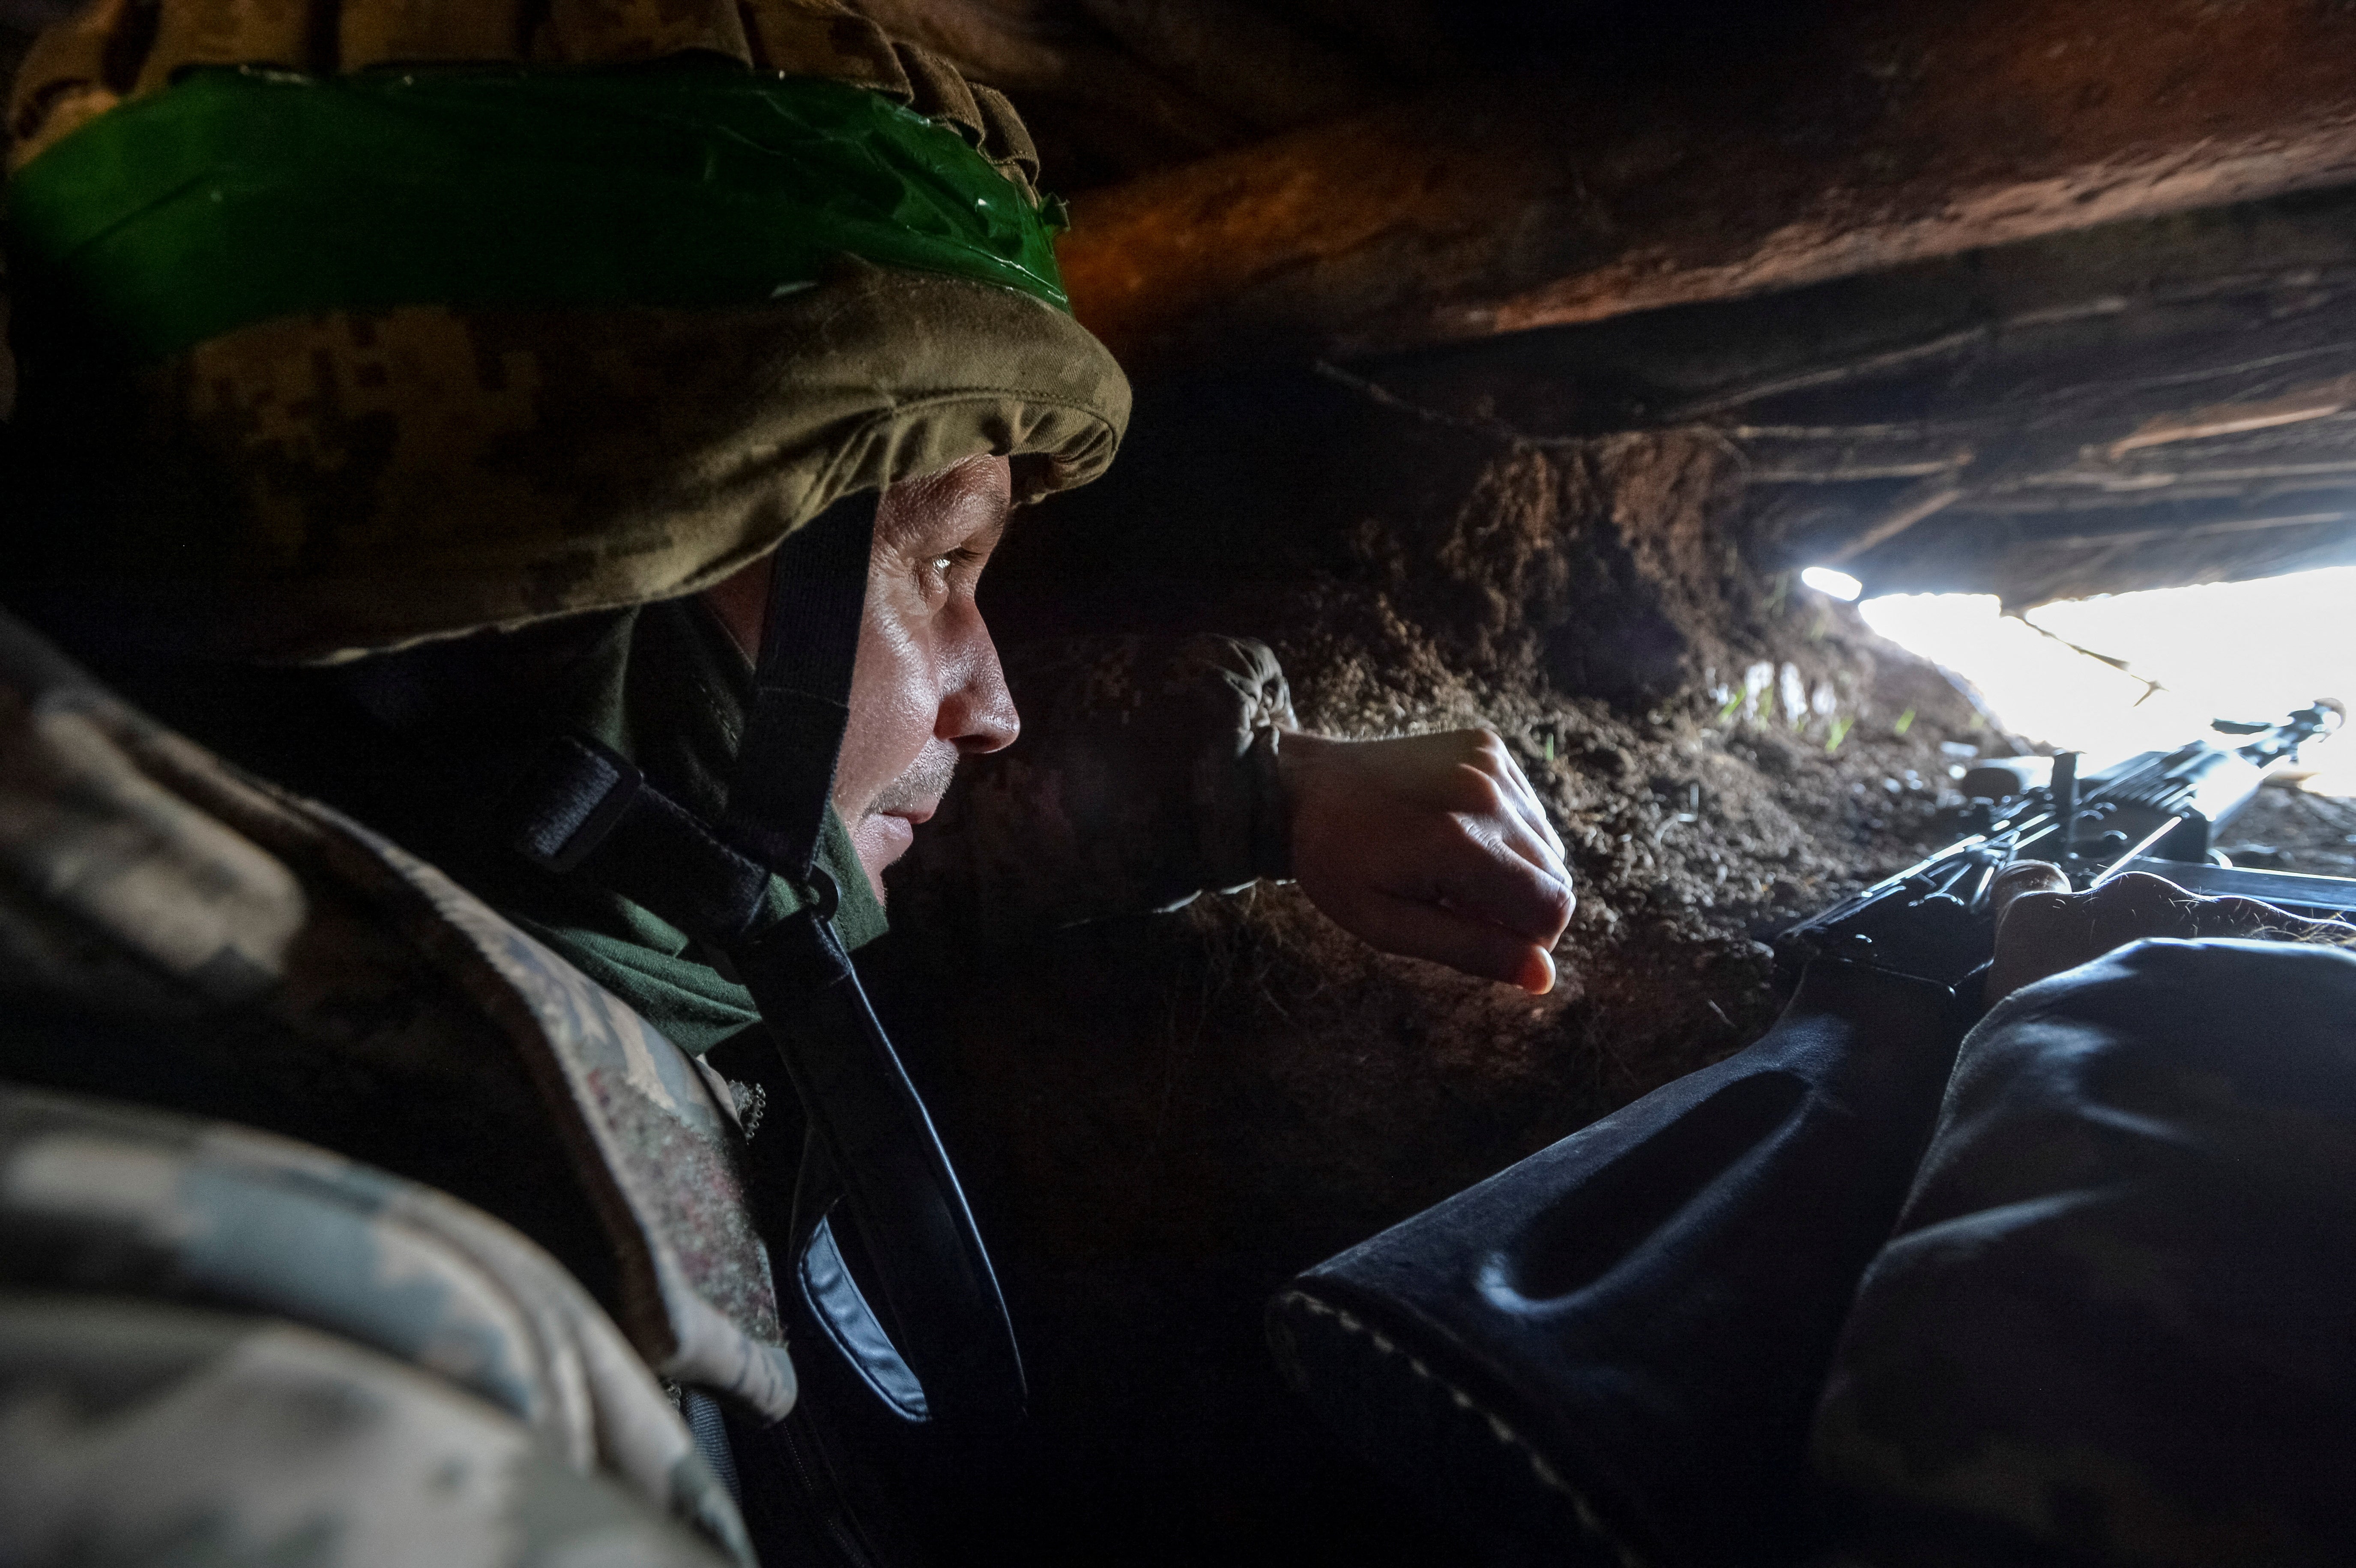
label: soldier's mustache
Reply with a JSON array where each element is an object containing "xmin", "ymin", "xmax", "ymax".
[{"xmin": 867, "ymin": 746, "xmax": 959, "ymax": 818}]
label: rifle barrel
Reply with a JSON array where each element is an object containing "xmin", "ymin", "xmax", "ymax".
[{"xmin": 1778, "ymin": 702, "xmax": 2348, "ymax": 992}]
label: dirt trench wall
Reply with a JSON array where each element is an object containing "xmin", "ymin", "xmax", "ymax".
[
  {"xmin": 1383, "ymin": 422, "xmax": 1751, "ymax": 706},
  {"xmin": 982, "ymin": 366, "xmax": 1779, "ymax": 710},
  {"xmin": 877, "ymin": 366, "xmax": 1986, "ymax": 1565}
]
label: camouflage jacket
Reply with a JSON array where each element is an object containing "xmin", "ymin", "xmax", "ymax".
[
  {"xmin": 0, "ymin": 608, "xmax": 785, "ymax": 1565},
  {"xmin": 0, "ymin": 603, "xmax": 1301, "ymax": 1565}
]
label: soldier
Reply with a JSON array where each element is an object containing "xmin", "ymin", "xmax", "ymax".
[{"xmin": 0, "ymin": 2, "xmax": 1572, "ymax": 1562}]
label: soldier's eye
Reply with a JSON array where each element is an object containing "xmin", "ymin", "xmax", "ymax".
[{"xmin": 931, "ymin": 556, "xmax": 954, "ymax": 573}]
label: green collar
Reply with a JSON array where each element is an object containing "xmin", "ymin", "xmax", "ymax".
[{"xmin": 485, "ymin": 596, "xmax": 888, "ymax": 1055}]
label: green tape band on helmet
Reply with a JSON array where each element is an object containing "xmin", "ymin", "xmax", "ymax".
[{"xmin": 6, "ymin": 62, "xmax": 1070, "ymax": 363}]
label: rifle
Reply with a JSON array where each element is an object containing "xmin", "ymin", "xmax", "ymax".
[
  {"xmin": 1780, "ymin": 700, "xmax": 2352, "ymax": 996},
  {"xmin": 1269, "ymin": 703, "xmax": 2351, "ymax": 1568}
]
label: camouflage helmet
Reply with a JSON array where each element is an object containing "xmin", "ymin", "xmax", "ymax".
[{"xmin": 4, "ymin": 0, "xmax": 1130, "ymax": 661}]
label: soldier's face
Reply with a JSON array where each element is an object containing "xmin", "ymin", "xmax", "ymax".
[{"xmin": 706, "ymin": 455, "xmax": 1021, "ymax": 902}]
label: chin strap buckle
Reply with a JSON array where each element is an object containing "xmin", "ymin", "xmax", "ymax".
[{"xmin": 792, "ymin": 865, "xmax": 841, "ymax": 924}]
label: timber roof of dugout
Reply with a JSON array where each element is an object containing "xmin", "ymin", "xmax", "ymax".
[{"xmin": 12, "ymin": 0, "xmax": 2356, "ymax": 606}]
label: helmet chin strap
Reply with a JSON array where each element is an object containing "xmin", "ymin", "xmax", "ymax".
[
  {"xmin": 720, "ymin": 490, "xmax": 1027, "ymax": 1430},
  {"xmin": 725, "ymin": 493, "xmax": 874, "ymax": 886},
  {"xmin": 496, "ymin": 489, "xmax": 1026, "ymax": 1429}
]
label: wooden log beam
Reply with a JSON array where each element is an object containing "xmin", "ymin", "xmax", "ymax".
[{"xmin": 1058, "ymin": 0, "xmax": 2356, "ymax": 368}]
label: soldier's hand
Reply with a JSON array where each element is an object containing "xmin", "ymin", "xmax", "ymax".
[
  {"xmin": 1280, "ymin": 729, "xmax": 1574, "ymax": 994},
  {"xmin": 1986, "ymin": 862, "xmax": 2333, "ymax": 1004}
]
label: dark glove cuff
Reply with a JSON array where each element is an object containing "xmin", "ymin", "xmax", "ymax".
[{"xmin": 1247, "ymin": 726, "xmax": 1294, "ymax": 883}]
